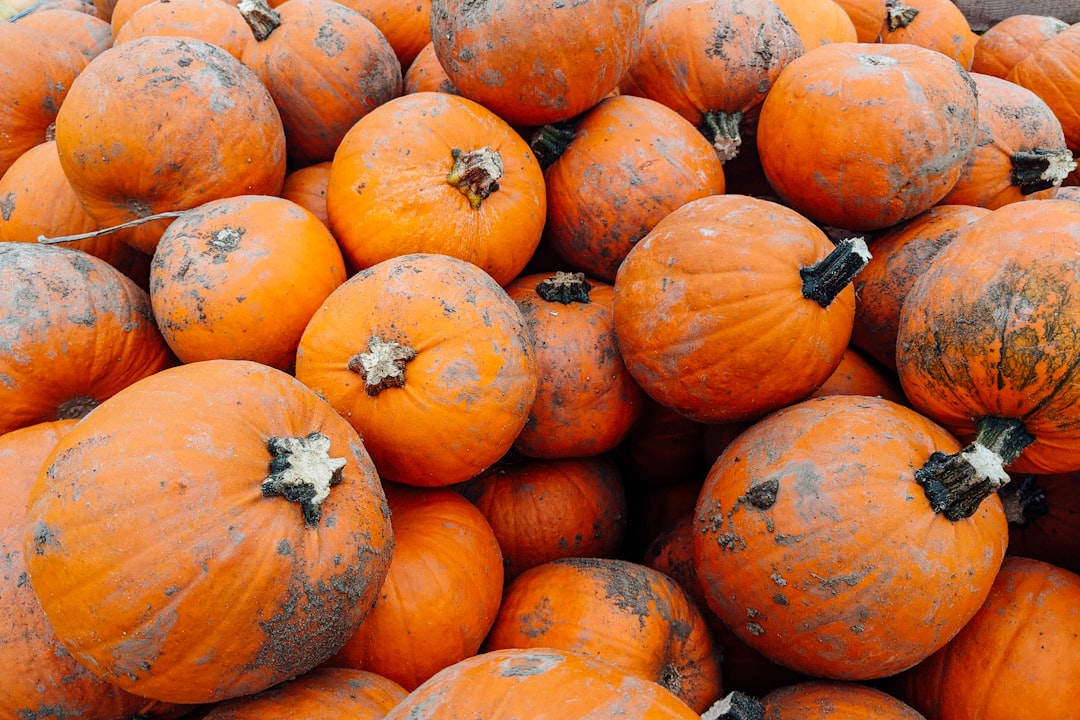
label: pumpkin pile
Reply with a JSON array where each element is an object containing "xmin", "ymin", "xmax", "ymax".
[{"xmin": 3, "ymin": 0, "xmax": 1080, "ymax": 717}]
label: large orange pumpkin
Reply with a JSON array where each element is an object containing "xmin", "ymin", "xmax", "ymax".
[
  {"xmin": 326, "ymin": 92, "xmax": 546, "ymax": 286},
  {"xmin": 23, "ymin": 359, "xmax": 394, "ymax": 704},
  {"xmin": 692, "ymin": 395, "xmax": 1008, "ymax": 680},
  {"xmin": 1008, "ymin": 23, "xmax": 1080, "ymax": 159},
  {"xmin": 295, "ymin": 253, "xmax": 538, "ymax": 487},
  {"xmin": 53, "ymin": 35, "xmax": 287, "ymax": 254},
  {"xmin": 757, "ymin": 42, "xmax": 979, "ymax": 231},
  {"xmin": 612, "ymin": 194, "xmax": 867, "ymax": 423}
]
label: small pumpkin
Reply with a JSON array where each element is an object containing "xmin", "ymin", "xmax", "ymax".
[
  {"xmin": 294, "ymin": 253, "xmax": 538, "ymax": 487},
  {"xmin": 23, "ymin": 359, "xmax": 394, "ymax": 704},
  {"xmin": 334, "ymin": 0, "xmax": 430, "ymax": 70},
  {"xmin": 280, "ymin": 161, "xmax": 332, "ymax": 228},
  {"xmin": 830, "ymin": 0, "xmax": 886, "ymax": 41},
  {"xmin": 483, "ymin": 557, "xmax": 723, "ymax": 713},
  {"xmin": 972, "ymin": 13, "xmax": 1070, "ymax": 78},
  {"xmin": 708, "ymin": 681, "xmax": 927, "ymax": 719},
  {"xmin": 14, "ymin": 7, "xmax": 113, "ymax": 62},
  {"xmin": 693, "ymin": 394, "xmax": 1008, "ymax": 680},
  {"xmin": 757, "ymin": 41, "xmax": 979, "ymax": 231},
  {"xmin": 1008, "ymin": 22, "xmax": 1080, "ymax": 158},
  {"xmin": 878, "ymin": 0, "xmax": 978, "ymax": 69},
  {"xmin": 808, "ymin": 345, "xmax": 907, "ymax": 404},
  {"xmin": 773, "ymin": 0, "xmax": 858, "ymax": 48},
  {"xmin": 113, "ymin": 0, "xmax": 253, "ymax": 59},
  {"xmin": 402, "ymin": 41, "xmax": 457, "ymax": 95}
]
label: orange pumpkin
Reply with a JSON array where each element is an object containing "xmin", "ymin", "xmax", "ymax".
[
  {"xmin": 295, "ymin": 253, "xmax": 538, "ymax": 487},
  {"xmin": 1008, "ymin": 23, "xmax": 1080, "ymax": 159},
  {"xmin": 54, "ymin": 35, "xmax": 286, "ymax": 254},
  {"xmin": 148, "ymin": 194, "xmax": 347, "ymax": 370},
  {"xmin": 23, "ymin": 359, "xmax": 394, "ymax": 704},
  {"xmin": 879, "ymin": 0, "xmax": 978, "ymax": 69},
  {"xmin": 200, "ymin": 667, "xmax": 406, "ymax": 720},
  {"xmin": 612, "ymin": 194, "xmax": 866, "ymax": 423},
  {"xmin": 773, "ymin": 0, "xmax": 858, "ymax": 48},
  {"xmin": 506, "ymin": 271, "xmax": 646, "ymax": 458},
  {"xmin": 459, "ymin": 454, "xmax": 628, "ymax": 580},
  {"xmin": 113, "ymin": 0, "xmax": 253, "ymax": 59},
  {"xmin": 808, "ymin": 345, "xmax": 907, "ymax": 404},
  {"xmin": 239, "ymin": 0, "xmax": 402, "ymax": 166},
  {"xmin": 280, "ymin": 161, "xmax": 332, "ymax": 227},
  {"xmin": 693, "ymin": 395, "xmax": 1008, "ymax": 680},
  {"xmin": 900, "ymin": 557, "xmax": 1080, "ymax": 719},
  {"xmin": 619, "ymin": 0, "xmax": 805, "ymax": 162},
  {"xmin": 830, "ymin": 0, "xmax": 886, "ymax": 41},
  {"xmin": 0, "ymin": 243, "xmax": 173, "ymax": 436},
  {"xmin": 402, "ymin": 41, "xmax": 457, "ymax": 95},
  {"xmin": 939, "ymin": 72, "xmax": 1076, "ymax": 208},
  {"xmin": 327, "ymin": 483, "xmax": 504, "ymax": 690},
  {"xmin": 756, "ymin": 681, "xmax": 928, "ymax": 719},
  {"xmin": 381, "ymin": 648, "xmax": 703, "ymax": 719},
  {"xmin": 757, "ymin": 41, "xmax": 979, "ymax": 231},
  {"xmin": 972, "ymin": 13, "xmax": 1070, "ymax": 78},
  {"xmin": 851, "ymin": 204, "xmax": 991, "ymax": 370},
  {"xmin": 334, "ymin": 0, "xmax": 430, "ymax": 70},
  {"xmin": 537, "ymin": 94, "xmax": 727, "ymax": 284},
  {"xmin": 326, "ymin": 92, "xmax": 546, "ymax": 286},
  {"xmin": 483, "ymin": 557, "xmax": 723, "ymax": 713},
  {"xmin": 14, "ymin": 7, "xmax": 113, "ymax": 62},
  {"xmin": 896, "ymin": 199, "xmax": 1080, "ymax": 474},
  {"xmin": 429, "ymin": 0, "xmax": 644, "ymax": 127}
]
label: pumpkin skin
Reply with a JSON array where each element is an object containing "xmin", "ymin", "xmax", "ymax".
[
  {"xmin": 54, "ymin": 36, "xmax": 287, "ymax": 255},
  {"xmin": 334, "ymin": 0, "xmax": 429, "ymax": 70},
  {"xmin": 459, "ymin": 454, "xmax": 628, "ymax": 580},
  {"xmin": 148, "ymin": 194, "xmax": 347, "ymax": 371},
  {"xmin": 938, "ymin": 72, "xmax": 1076, "ymax": 209},
  {"xmin": 1008, "ymin": 23, "xmax": 1080, "ymax": 159},
  {"xmin": 402, "ymin": 41, "xmax": 457, "ymax": 95},
  {"xmin": 239, "ymin": 0, "xmax": 402, "ymax": 166},
  {"xmin": 0, "ymin": 420, "xmax": 163, "ymax": 720},
  {"xmin": 381, "ymin": 647, "xmax": 703, "ymax": 720},
  {"xmin": 830, "ymin": 0, "xmax": 885, "ymax": 41},
  {"xmin": 114, "ymin": 0, "xmax": 253, "ymax": 59},
  {"xmin": 1000, "ymin": 472, "xmax": 1080, "ymax": 575},
  {"xmin": 896, "ymin": 199, "xmax": 1080, "ymax": 475},
  {"xmin": 757, "ymin": 42, "xmax": 979, "ymax": 232},
  {"xmin": 15, "ymin": 7, "xmax": 113, "ymax": 62},
  {"xmin": 539, "ymin": 94, "xmax": 727, "ymax": 284},
  {"xmin": 878, "ymin": 0, "xmax": 979, "ymax": 70},
  {"xmin": 429, "ymin": 0, "xmax": 644, "ymax": 127},
  {"xmin": 295, "ymin": 253, "xmax": 538, "ymax": 487},
  {"xmin": 22, "ymin": 359, "xmax": 394, "ymax": 705},
  {"xmin": 900, "ymin": 557, "xmax": 1080, "ymax": 720},
  {"xmin": 0, "ymin": 243, "xmax": 174, "ymax": 436},
  {"xmin": 612, "ymin": 194, "xmax": 863, "ymax": 424},
  {"xmin": 760, "ymin": 680, "xmax": 927, "ymax": 719},
  {"xmin": 280, "ymin": 161, "xmax": 332, "ymax": 227},
  {"xmin": 506, "ymin": 271, "xmax": 646, "ymax": 458},
  {"xmin": 808, "ymin": 345, "xmax": 907, "ymax": 405},
  {"xmin": 692, "ymin": 395, "xmax": 1008, "ymax": 680},
  {"xmin": 201, "ymin": 667, "xmax": 406, "ymax": 720},
  {"xmin": 327, "ymin": 484, "xmax": 504, "ymax": 690},
  {"xmin": 618, "ymin": 0, "xmax": 805, "ymax": 162},
  {"xmin": 482, "ymin": 557, "xmax": 723, "ymax": 713},
  {"xmin": 972, "ymin": 13, "xmax": 1069, "ymax": 78},
  {"xmin": 773, "ymin": 0, "xmax": 858, "ymax": 48},
  {"xmin": 851, "ymin": 204, "xmax": 991, "ymax": 370},
  {"xmin": 326, "ymin": 92, "xmax": 546, "ymax": 287}
]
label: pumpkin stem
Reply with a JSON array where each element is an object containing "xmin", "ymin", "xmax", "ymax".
[
  {"xmin": 56, "ymin": 395, "xmax": 99, "ymax": 420},
  {"xmin": 885, "ymin": 0, "xmax": 919, "ymax": 29},
  {"xmin": 800, "ymin": 236, "xmax": 871, "ymax": 308},
  {"xmin": 997, "ymin": 474, "xmax": 1048, "ymax": 526},
  {"xmin": 347, "ymin": 335, "xmax": 418, "ymax": 396},
  {"xmin": 1011, "ymin": 148, "xmax": 1078, "ymax": 195},
  {"xmin": 447, "ymin": 147, "xmax": 504, "ymax": 210},
  {"xmin": 262, "ymin": 431, "xmax": 346, "ymax": 527},
  {"xmin": 237, "ymin": 0, "xmax": 281, "ymax": 41},
  {"xmin": 37, "ymin": 210, "xmax": 185, "ymax": 245},
  {"xmin": 914, "ymin": 416, "xmax": 1034, "ymax": 521},
  {"xmin": 702, "ymin": 691, "xmax": 766, "ymax": 720},
  {"xmin": 529, "ymin": 118, "xmax": 578, "ymax": 170},
  {"xmin": 535, "ymin": 271, "xmax": 593, "ymax": 304},
  {"xmin": 698, "ymin": 110, "xmax": 743, "ymax": 164}
]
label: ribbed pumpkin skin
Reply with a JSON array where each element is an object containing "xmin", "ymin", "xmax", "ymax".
[
  {"xmin": 201, "ymin": 667, "xmax": 407, "ymax": 720},
  {"xmin": 972, "ymin": 13, "xmax": 1069, "ymax": 78},
  {"xmin": 692, "ymin": 395, "xmax": 1007, "ymax": 681},
  {"xmin": 757, "ymin": 42, "xmax": 978, "ymax": 231},
  {"xmin": 335, "ymin": 0, "xmax": 430, "ymax": 69},
  {"xmin": 762, "ymin": 680, "xmax": 927, "ymax": 719},
  {"xmin": 0, "ymin": 243, "xmax": 173, "ymax": 436},
  {"xmin": 53, "ymin": 36, "xmax": 286, "ymax": 255},
  {"xmin": 22, "ymin": 360, "xmax": 394, "ymax": 705},
  {"xmin": 896, "ymin": 199, "xmax": 1080, "ymax": 474},
  {"xmin": 1008, "ymin": 23, "xmax": 1080, "ymax": 157},
  {"xmin": 830, "ymin": 0, "xmax": 886, "ymax": 42},
  {"xmin": 113, "ymin": 0, "xmax": 254, "ymax": 60},
  {"xmin": 382, "ymin": 648, "xmax": 703, "ymax": 720},
  {"xmin": 900, "ymin": 557, "xmax": 1080, "ymax": 720},
  {"xmin": 878, "ymin": 0, "xmax": 978, "ymax": 69}
]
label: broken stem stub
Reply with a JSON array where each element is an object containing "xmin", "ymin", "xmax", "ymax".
[
  {"xmin": 262, "ymin": 431, "xmax": 346, "ymax": 527},
  {"xmin": 347, "ymin": 335, "xmax": 418, "ymax": 396}
]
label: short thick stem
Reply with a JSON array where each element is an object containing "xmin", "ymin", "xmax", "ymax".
[
  {"xmin": 800, "ymin": 236, "xmax": 871, "ymax": 308},
  {"xmin": 914, "ymin": 416, "xmax": 1034, "ymax": 521},
  {"xmin": 535, "ymin": 271, "xmax": 592, "ymax": 304},
  {"xmin": 1011, "ymin": 148, "xmax": 1078, "ymax": 195},
  {"xmin": 262, "ymin": 431, "xmax": 346, "ymax": 527},
  {"xmin": 529, "ymin": 119, "xmax": 578, "ymax": 170},
  {"xmin": 447, "ymin": 147, "xmax": 504, "ymax": 209},
  {"xmin": 347, "ymin": 335, "xmax": 417, "ymax": 396},
  {"xmin": 702, "ymin": 692, "xmax": 766, "ymax": 720},
  {"xmin": 56, "ymin": 395, "xmax": 99, "ymax": 420},
  {"xmin": 238, "ymin": 0, "xmax": 281, "ymax": 41},
  {"xmin": 698, "ymin": 110, "xmax": 743, "ymax": 164},
  {"xmin": 885, "ymin": 0, "xmax": 919, "ymax": 29}
]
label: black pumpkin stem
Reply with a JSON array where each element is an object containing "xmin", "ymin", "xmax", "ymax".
[
  {"xmin": 800, "ymin": 236, "xmax": 871, "ymax": 308},
  {"xmin": 702, "ymin": 691, "xmax": 766, "ymax": 720},
  {"xmin": 536, "ymin": 271, "xmax": 592, "ymax": 304},
  {"xmin": 237, "ymin": 0, "xmax": 282, "ymax": 41},
  {"xmin": 347, "ymin": 335, "xmax": 418, "ymax": 396},
  {"xmin": 56, "ymin": 395, "xmax": 100, "ymax": 421},
  {"xmin": 698, "ymin": 110, "xmax": 744, "ymax": 164},
  {"xmin": 529, "ymin": 119, "xmax": 579, "ymax": 170},
  {"xmin": 915, "ymin": 415, "xmax": 1034, "ymax": 522},
  {"xmin": 997, "ymin": 473, "xmax": 1049, "ymax": 526},
  {"xmin": 262, "ymin": 431, "xmax": 346, "ymax": 527},
  {"xmin": 1011, "ymin": 148, "xmax": 1078, "ymax": 195},
  {"xmin": 885, "ymin": 0, "xmax": 919, "ymax": 29},
  {"xmin": 447, "ymin": 147, "xmax": 504, "ymax": 209}
]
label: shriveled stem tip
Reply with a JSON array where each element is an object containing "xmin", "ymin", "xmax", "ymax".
[
  {"xmin": 702, "ymin": 691, "xmax": 766, "ymax": 720},
  {"xmin": 1011, "ymin": 149, "xmax": 1078, "ymax": 195},
  {"xmin": 699, "ymin": 110, "xmax": 743, "ymax": 164},
  {"xmin": 262, "ymin": 431, "xmax": 346, "ymax": 527},
  {"xmin": 885, "ymin": 0, "xmax": 919, "ymax": 29},
  {"xmin": 535, "ymin": 271, "xmax": 592, "ymax": 304},
  {"xmin": 447, "ymin": 147, "xmax": 504, "ymax": 209},
  {"xmin": 238, "ymin": 0, "xmax": 282, "ymax": 41},
  {"xmin": 347, "ymin": 335, "xmax": 418, "ymax": 396},
  {"xmin": 800, "ymin": 236, "xmax": 871, "ymax": 308}
]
